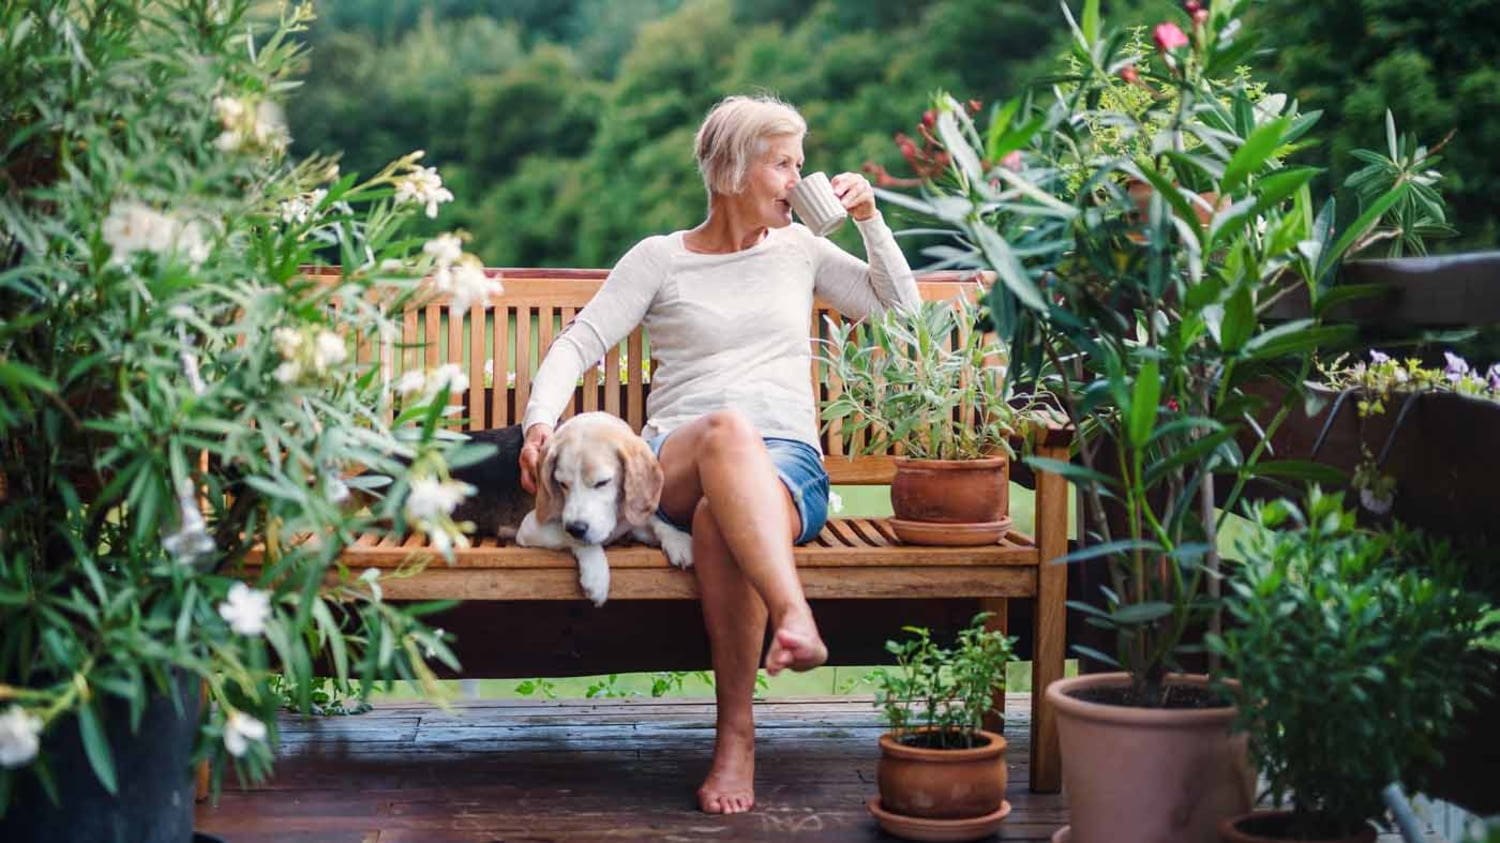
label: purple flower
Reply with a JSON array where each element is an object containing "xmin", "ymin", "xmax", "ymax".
[
  {"xmin": 1444, "ymin": 351, "xmax": 1470, "ymax": 383},
  {"xmin": 1369, "ymin": 350, "xmax": 1390, "ymax": 365},
  {"xmin": 1487, "ymin": 363, "xmax": 1500, "ymax": 392}
]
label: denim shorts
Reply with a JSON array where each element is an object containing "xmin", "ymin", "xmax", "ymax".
[{"xmin": 645, "ymin": 433, "xmax": 830, "ymax": 545}]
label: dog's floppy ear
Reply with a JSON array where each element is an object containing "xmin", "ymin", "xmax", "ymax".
[
  {"xmin": 618, "ymin": 435, "xmax": 663, "ymax": 527},
  {"xmin": 534, "ymin": 440, "xmax": 562, "ymax": 523}
]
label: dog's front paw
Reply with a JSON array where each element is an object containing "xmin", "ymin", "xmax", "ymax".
[
  {"xmin": 579, "ymin": 562, "xmax": 610, "ymax": 607},
  {"xmin": 657, "ymin": 524, "xmax": 694, "ymax": 570}
]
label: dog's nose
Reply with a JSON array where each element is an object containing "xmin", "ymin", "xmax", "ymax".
[{"xmin": 564, "ymin": 520, "xmax": 590, "ymax": 540}]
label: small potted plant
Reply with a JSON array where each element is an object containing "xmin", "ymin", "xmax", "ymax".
[
  {"xmin": 865, "ymin": 612, "xmax": 1017, "ymax": 839},
  {"xmin": 818, "ymin": 292, "xmax": 1042, "ymax": 545},
  {"xmin": 1209, "ymin": 489, "xmax": 1495, "ymax": 842}
]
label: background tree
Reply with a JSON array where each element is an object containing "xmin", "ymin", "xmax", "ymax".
[{"xmin": 284, "ymin": 0, "xmax": 1497, "ymax": 267}]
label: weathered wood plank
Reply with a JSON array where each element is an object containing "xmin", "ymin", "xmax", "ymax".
[{"xmin": 195, "ymin": 695, "xmax": 1066, "ymax": 841}]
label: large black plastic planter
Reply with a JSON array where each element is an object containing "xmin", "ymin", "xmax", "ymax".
[{"xmin": 0, "ymin": 673, "xmax": 200, "ymax": 843}]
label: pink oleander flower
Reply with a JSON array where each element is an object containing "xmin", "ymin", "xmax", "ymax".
[
  {"xmin": 1119, "ymin": 64, "xmax": 1140, "ymax": 85},
  {"xmin": 1154, "ymin": 22, "xmax": 1189, "ymax": 51},
  {"xmin": 1000, "ymin": 151, "xmax": 1023, "ymax": 172},
  {"xmin": 1192, "ymin": 8, "xmax": 1209, "ymax": 26}
]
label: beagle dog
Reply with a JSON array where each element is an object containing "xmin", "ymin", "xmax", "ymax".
[{"xmin": 452, "ymin": 413, "xmax": 692, "ymax": 605}]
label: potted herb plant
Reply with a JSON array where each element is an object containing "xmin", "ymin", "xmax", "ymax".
[
  {"xmin": 0, "ymin": 3, "xmax": 493, "ymax": 839},
  {"xmin": 818, "ymin": 292, "xmax": 1044, "ymax": 545},
  {"xmin": 872, "ymin": 0, "xmax": 1429, "ymax": 837},
  {"xmin": 1209, "ymin": 489, "xmax": 1495, "ymax": 843},
  {"xmin": 867, "ymin": 613, "xmax": 1017, "ymax": 840}
]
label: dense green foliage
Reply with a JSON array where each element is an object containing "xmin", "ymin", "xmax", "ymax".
[
  {"xmin": 284, "ymin": 0, "xmax": 1496, "ymax": 271},
  {"xmin": 1259, "ymin": 0, "xmax": 1500, "ymax": 248},
  {"xmin": 1210, "ymin": 490, "xmax": 1493, "ymax": 836},
  {"xmin": 0, "ymin": 0, "xmax": 480, "ymax": 806}
]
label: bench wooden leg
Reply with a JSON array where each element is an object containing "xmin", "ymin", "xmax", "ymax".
[{"xmin": 1029, "ymin": 445, "xmax": 1068, "ymax": 793}]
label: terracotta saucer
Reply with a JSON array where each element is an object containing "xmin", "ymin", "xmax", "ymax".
[
  {"xmin": 1051, "ymin": 826, "xmax": 1071, "ymax": 842},
  {"xmin": 887, "ymin": 517, "xmax": 1012, "ymax": 546},
  {"xmin": 866, "ymin": 797, "xmax": 1012, "ymax": 841}
]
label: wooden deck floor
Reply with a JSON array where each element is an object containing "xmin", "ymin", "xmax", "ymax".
[{"xmin": 196, "ymin": 693, "xmax": 1067, "ymax": 841}]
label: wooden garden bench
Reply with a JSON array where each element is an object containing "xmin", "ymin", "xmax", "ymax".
[{"xmin": 245, "ymin": 267, "xmax": 1070, "ymax": 793}]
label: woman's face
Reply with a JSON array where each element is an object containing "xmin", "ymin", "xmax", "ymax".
[{"xmin": 737, "ymin": 133, "xmax": 804, "ymax": 229}]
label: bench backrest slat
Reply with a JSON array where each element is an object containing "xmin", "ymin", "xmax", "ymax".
[{"xmin": 307, "ymin": 268, "xmax": 990, "ymax": 484}]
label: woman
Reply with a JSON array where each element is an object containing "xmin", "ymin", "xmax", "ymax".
[{"xmin": 518, "ymin": 94, "xmax": 919, "ymax": 814}]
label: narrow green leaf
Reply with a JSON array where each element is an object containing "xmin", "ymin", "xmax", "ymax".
[
  {"xmin": 972, "ymin": 225, "xmax": 1046, "ymax": 311},
  {"xmin": 1025, "ymin": 456, "xmax": 1120, "ymax": 491},
  {"xmin": 1128, "ymin": 358, "xmax": 1161, "ymax": 449},
  {"xmin": 77, "ymin": 701, "xmax": 118, "ymax": 795},
  {"xmin": 1247, "ymin": 460, "xmax": 1348, "ymax": 486},
  {"xmin": 1222, "ymin": 117, "xmax": 1291, "ymax": 196},
  {"xmin": 1319, "ymin": 182, "xmax": 1411, "ymax": 277},
  {"xmin": 1220, "ymin": 287, "xmax": 1254, "ymax": 352},
  {"xmin": 1243, "ymin": 323, "xmax": 1356, "ymax": 361},
  {"xmin": 1057, "ymin": 539, "xmax": 1165, "ymax": 566},
  {"xmin": 1112, "ymin": 602, "xmax": 1175, "ymax": 624},
  {"xmin": 1081, "ymin": 0, "xmax": 1100, "ymax": 47}
]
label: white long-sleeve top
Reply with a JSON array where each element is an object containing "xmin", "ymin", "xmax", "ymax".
[{"xmin": 521, "ymin": 213, "xmax": 920, "ymax": 451}]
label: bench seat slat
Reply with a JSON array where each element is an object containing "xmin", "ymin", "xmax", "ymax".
[
  {"xmin": 244, "ymin": 520, "xmax": 1039, "ymax": 572},
  {"xmin": 327, "ymin": 565, "xmax": 1037, "ymax": 602}
]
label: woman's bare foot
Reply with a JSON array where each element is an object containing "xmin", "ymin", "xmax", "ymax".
[
  {"xmin": 764, "ymin": 614, "xmax": 828, "ymax": 676},
  {"xmin": 698, "ymin": 729, "xmax": 756, "ymax": 814}
]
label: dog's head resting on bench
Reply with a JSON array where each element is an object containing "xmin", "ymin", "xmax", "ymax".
[{"xmin": 533, "ymin": 412, "xmax": 663, "ymax": 545}]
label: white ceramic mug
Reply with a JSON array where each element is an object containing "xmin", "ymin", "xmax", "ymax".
[{"xmin": 788, "ymin": 171, "xmax": 848, "ymax": 237}]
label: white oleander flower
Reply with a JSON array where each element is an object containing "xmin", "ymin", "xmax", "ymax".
[
  {"xmin": 312, "ymin": 330, "xmax": 347, "ymax": 373},
  {"xmin": 251, "ymin": 100, "xmax": 290, "ymax": 152},
  {"xmin": 214, "ymin": 96, "xmax": 289, "ymax": 155},
  {"xmin": 279, "ymin": 188, "xmax": 327, "ymax": 225},
  {"xmin": 273, "ymin": 360, "xmax": 301, "ymax": 385},
  {"xmin": 218, "ymin": 582, "xmax": 272, "ymax": 637},
  {"xmin": 423, "ymin": 233, "xmax": 464, "ymax": 266},
  {"xmin": 394, "ymin": 165, "xmax": 454, "ymax": 219},
  {"xmin": 0, "ymin": 706, "xmax": 43, "ymax": 769},
  {"xmin": 214, "ymin": 95, "xmax": 246, "ymax": 124},
  {"xmin": 325, "ymin": 475, "xmax": 350, "ymax": 504},
  {"xmin": 429, "ymin": 363, "xmax": 469, "ymax": 396},
  {"xmin": 448, "ymin": 262, "xmax": 503, "ymax": 312},
  {"xmin": 102, "ymin": 201, "xmax": 170, "ymax": 265},
  {"xmin": 395, "ymin": 370, "xmax": 429, "ymax": 399},
  {"xmin": 223, "ymin": 710, "xmax": 267, "ymax": 758},
  {"xmin": 425, "ymin": 524, "xmax": 471, "ymax": 557},
  {"xmin": 404, "ymin": 477, "xmax": 475, "ymax": 522},
  {"xmin": 272, "ymin": 327, "xmax": 304, "ymax": 360}
]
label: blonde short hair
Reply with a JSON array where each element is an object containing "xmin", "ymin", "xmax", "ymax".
[{"xmin": 694, "ymin": 95, "xmax": 807, "ymax": 197}]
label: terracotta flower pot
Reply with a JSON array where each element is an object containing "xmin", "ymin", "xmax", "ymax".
[
  {"xmin": 1047, "ymin": 673, "xmax": 1254, "ymax": 843},
  {"xmin": 889, "ymin": 456, "xmax": 1011, "ymax": 545},
  {"xmin": 1219, "ymin": 811, "xmax": 1377, "ymax": 843},
  {"xmin": 876, "ymin": 728, "xmax": 1008, "ymax": 820}
]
